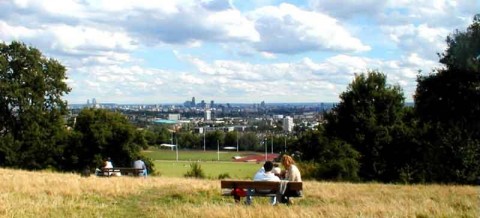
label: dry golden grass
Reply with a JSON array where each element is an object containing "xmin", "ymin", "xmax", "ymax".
[{"xmin": 0, "ymin": 168, "xmax": 477, "ymax": 218}]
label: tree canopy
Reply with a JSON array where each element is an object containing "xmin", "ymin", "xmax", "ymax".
[
  {"xmin": 325, "ymin": 71, "xmax": 406, "ymax": 181},
  {"xmin": 414, "ymin": 15, "xmax": 480, "ymax": 184},
  {"xmin": 62, "ymin": 108, "xmax": 153, "ymax": 173},
  {"xmin": 0, "ymin": 41, "xmax": 70, "ymax": 169}
]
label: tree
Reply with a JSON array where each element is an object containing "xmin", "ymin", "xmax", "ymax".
[
  {"xmin": 177, "ymin": 131, "xmax": 200, "ymax": 149},
  {"xmin": 293, "ymin": 126, "xmax": 360, "ymax": 181},
  {"xmin": 293, "ymin": 128, "xmax": 325, "ymax": 161},
  {"xmin": 325, "ymin": 71, "xmax": 406, "ymax": 181},
  {"xmin": 0, "ymin": 41, "xmax": 70, "ymax": 169},
  {"xmin": 62, "ymin": 108, "xmax": 153, "ymax": 173},
  {"xmin": 439, "ymin": 14, "xmax": 480, "ymax": 72},
  {"xmin": 414, "ymin": 15, "xmax": 480, "ymax": 184},
  {"xmin": 205, "ymin": 130, "xmax": 224, "ymax": 150},
  {"xmin": 239, "ymin": 132, "xmax": 259, "ymax": 151},
  {"xmin": 224, "ymin": 131, "xmax": 238, "ymax": 148}
]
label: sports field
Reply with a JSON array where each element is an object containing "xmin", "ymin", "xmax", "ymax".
[
  {"xmin": 154, "ymin": 160, "xmax": 261, "ymax": 179},
  {"xmin": 145, "ymin": 149, "xmax": 269, "ymax": 178},
  {"xmin": 144, "ymin": 149, "xmax": 258, "ymax": 161}
]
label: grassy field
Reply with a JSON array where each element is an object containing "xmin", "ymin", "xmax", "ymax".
[
  {"xmin": 0, "ymin": 168, "xmax": 478, "ymax": 218},
  {"xmin": 143, "ymin": 149, "xmax": 261, "ymax": 162},
  {"xmin": 154, "ymin": 160, "xmax": 261, "ymax": 179},
  {"xmin": 145, "ymin": 149, "xmax": 266, "ymax": 179}
]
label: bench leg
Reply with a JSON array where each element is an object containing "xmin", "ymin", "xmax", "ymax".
[{"xmin": 233, "ymin": 195, "xmax": 241, "ymax": 203}]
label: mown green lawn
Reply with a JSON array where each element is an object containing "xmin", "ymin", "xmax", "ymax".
[
  {"xmin": 154, "ymin": 160, "xmax": 262, "ymax": 179},
  {"xmin": 144, "ymin": 148, "xmax": 262, "ymax": 162},
  {"xmin": 145, "ymin": 149, "xmax": 267, "ymax": 179}
]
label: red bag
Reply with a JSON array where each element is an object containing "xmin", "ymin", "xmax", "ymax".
[{"xmin": 231, "ymin": 188, "xmax": 246, "ymax": 197}]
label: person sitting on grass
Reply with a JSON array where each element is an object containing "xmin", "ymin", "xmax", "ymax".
[{"xmin": 246, "ymin": 161, "xmax": 280, "ymax": 205}]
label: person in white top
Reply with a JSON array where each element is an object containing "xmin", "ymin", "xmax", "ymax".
[
  {"xmin": 246, "ymin": 161, "xmax": 280, "ymax": 205},
  {"xmin": 102, "ymin": 157, "xmax": 113, "ymax": 176},
  {"xmin": 104, "ymin": 157, "xmax": 113, "ymax": 168}
]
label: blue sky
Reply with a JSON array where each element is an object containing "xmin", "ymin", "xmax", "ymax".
[{"xmin": 0, "ymin": 0, "xmax": 478, "ymax": 104}]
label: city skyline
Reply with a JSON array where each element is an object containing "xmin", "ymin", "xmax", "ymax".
[
  {"xmin": 0, "ymin": 0, "xmax": 476, "ymax": 104},
  {"xmin": 79, "ymin": 96, "xmax": 338, "ymax": 105}
]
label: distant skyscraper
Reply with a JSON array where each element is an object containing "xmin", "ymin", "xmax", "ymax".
[
  {"xmin": 192, "ymin": 97, "xmax": 196, "ymax": 107},
  {"xmin": 204, "ymin": 109, "xmax": 211, "ymax": 121},
  {"xmin": 210, "ymin": 100, "xmax": 214, "ymax": 109},
  {"xmin": 283, "ymin": 116, "xmax": 294, "ymax": 132}
]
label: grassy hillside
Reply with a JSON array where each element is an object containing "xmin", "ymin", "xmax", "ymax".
[{"xmin": 0, "ymin": 168, "xmax": 477, "ymax": 218}]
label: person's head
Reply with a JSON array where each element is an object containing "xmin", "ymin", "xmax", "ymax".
[
  {"xmin": 281, "ymin": 155, "xmax": 295, "ymax": 168},
  {"xmin": 263, "ymin": 161, "xmax": 274, "ymax": 172}
]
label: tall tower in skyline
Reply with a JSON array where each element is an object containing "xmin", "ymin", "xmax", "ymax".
[
  {"xmin": 192, "ymin": 97, "xmax": 196, "ymax": 107},
  {"xmin": 204, "ymin": 109, "xmax": 211, "ymax": 121},
  {"xmin": 283, "ymin": 116, "xmax": 294, "ymax": 132}
]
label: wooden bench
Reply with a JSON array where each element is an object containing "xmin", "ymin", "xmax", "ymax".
[
  {"xmin": 221, "ymin": 180, "xmax": 302, "ymax": 203},
  {"xmin": 99, "ymin": 167, "xmax": 144, "ymax": 177}
]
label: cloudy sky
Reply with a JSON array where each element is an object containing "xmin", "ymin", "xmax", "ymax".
[{"xmin": 0, "ymin": 0, "xmax": 477, "ymax": 104}]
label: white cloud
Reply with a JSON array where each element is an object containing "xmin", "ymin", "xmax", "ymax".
[
  {"xmin": 382, "ymin": 24, "xmax": 449, "ymax": 59},
  {"xmin": 250, "ymin": 3, "xmax": 371, "ymax": 54},
  {"xmin": 48, "ymin": 25, "xmax": 137, "ymax": 53},
  {"xmin": 309, "ymin": 0, "xmax": 386, "ymax": 19},
  {"xmin": 180, "ymin": 74, "xmax": 205, "ymax": 85}
]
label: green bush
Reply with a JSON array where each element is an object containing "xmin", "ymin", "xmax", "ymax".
[
  {"xmin": 297, "ymin": 161, "xmax": 319, "ymax": 180},
  {"xmin": 218, "ymin": 173, "xmax": 230, "ymax": 179},
  {"xmin": 184, "ymin": 162, "xmax": 205, "ymax": 179}
]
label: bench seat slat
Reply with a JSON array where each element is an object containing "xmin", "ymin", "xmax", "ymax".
[{"xmin": 221, "ymin": 180, "xmax": 302, "ymax": 191}]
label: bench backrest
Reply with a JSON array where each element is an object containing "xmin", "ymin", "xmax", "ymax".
[
  {"xmin": 101, "ymin": 167, "xmax": 143, "ymax": 175},
  {"xmin": 221, "ymin": 180, "xmax": 302, "ymax": 191}
]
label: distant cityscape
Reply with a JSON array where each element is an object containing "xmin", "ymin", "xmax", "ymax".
[
  {"xmin": 68, "ymin": 97, "xmax": 338, "ymax": 133},
  {"xmin": 68, "ymin": 97, "xmax": 414, "ymax": 134}
]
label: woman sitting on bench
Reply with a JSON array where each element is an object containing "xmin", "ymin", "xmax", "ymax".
[{"xmin": 280, "ymin": 155, "xmax": 302, "ymax": 204}]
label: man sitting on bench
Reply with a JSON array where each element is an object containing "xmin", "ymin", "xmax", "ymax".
[
  {"xmin": 246, "ymin": 161, "xmax": 280, "ymax": 205},
  {"xmin": 133, "ymin": 157, "xmax": 147, "ymax": 178}
]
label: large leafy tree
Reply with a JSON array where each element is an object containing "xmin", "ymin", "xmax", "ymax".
[
  {"xmin": 415, "ymin": 15, "xmax": 480, "ymax": 184},
  {"xmin": 0, "ymin": 41, "xmax": 70, "ymax": 169},
  {"xmin": 62, "ymin": 108, "xmax": 152, "ymax": 173},
  {"xmin": 325, "ymin": 71, "xmax": 406, "ymax": 181}
]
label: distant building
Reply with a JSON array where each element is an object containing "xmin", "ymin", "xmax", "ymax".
[
  {"xmin": 168, "ymin": 114, "xmax": 181, "ymax": 121},
  {"xmin": 283, "ymin": 116, "xmax": 294, "ymax": 132},
  {"xmin": 204, "ymin": 109, "xmax": 211, "ymax": 121},
  {"xmin": 191, "ymin": 97, "xmax": 196, "ymax": 108}
]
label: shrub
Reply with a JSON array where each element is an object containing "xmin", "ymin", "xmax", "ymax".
[
  {"xmin": 218, "ymin": 173, "xmax": 230, "ymax": 179},
  {"xmin": 297, "ymin": 161, "xmax": 319, "ymax": 180},
  {"xmin": 184, "ymin": 162, "xmax": 205, "ymax": 179}
]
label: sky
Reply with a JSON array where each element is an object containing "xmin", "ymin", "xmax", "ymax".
[{"xmin": 0, "ymin": 0, "xmax": 478, "ymax": 104}]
